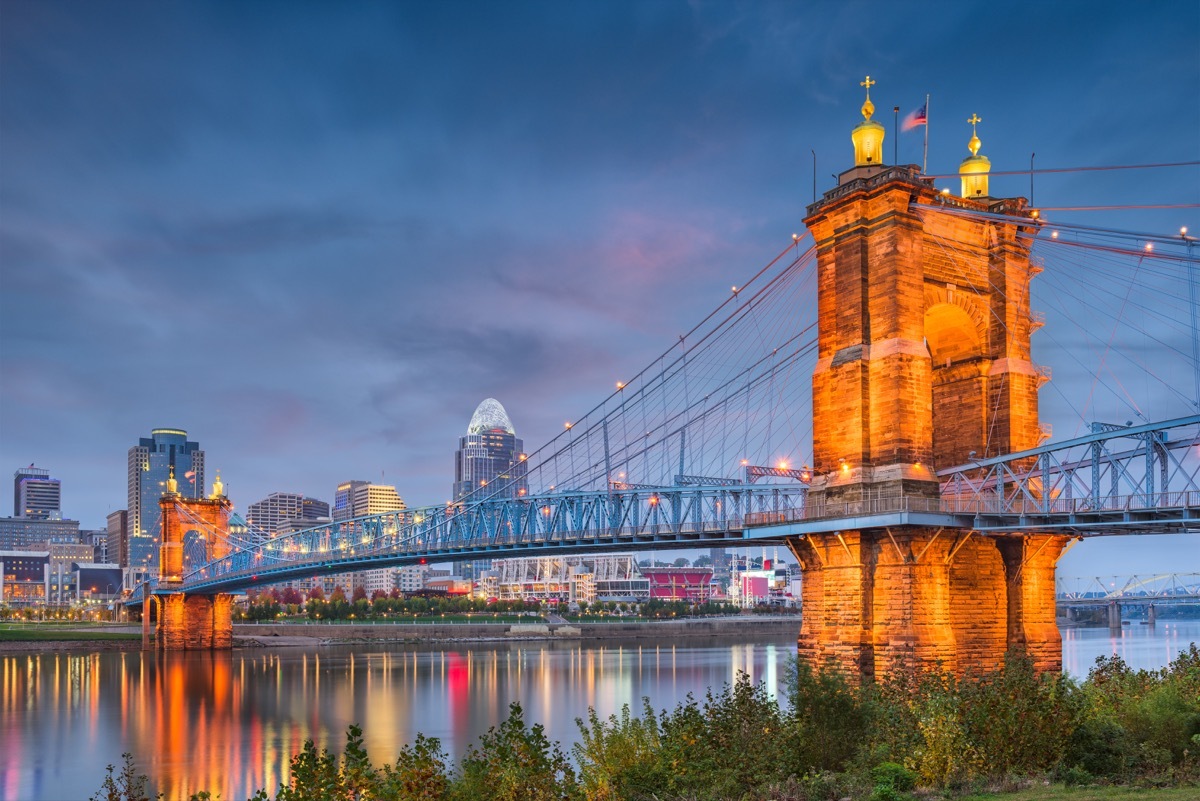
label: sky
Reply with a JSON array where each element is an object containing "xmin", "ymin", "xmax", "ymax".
[{"xmin": 1, "ymin": 1, "xmax": 1198, "ymax": 576}]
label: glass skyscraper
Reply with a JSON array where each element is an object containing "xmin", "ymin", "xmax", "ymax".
[
  {"xmin": 126, "ymin": 428, "xmax": 204, "ymax": 579},
  {"xmin": 453, "ymin": 398, "xmax": 528, "ymax": 502},
  {"xmin": 452, "ymin": 399, "xmax": 527, "ymax": 583}
]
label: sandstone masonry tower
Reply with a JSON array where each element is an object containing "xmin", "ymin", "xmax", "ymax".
[
  {"xmin": 789, "ymin": 78, "xmax": 1068, "ymax": 680},
  {"xmin": 144, "ymin": 469, "xmax": 236, "ymax": 650}
]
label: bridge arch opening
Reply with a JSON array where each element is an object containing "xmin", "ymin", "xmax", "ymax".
[{"xmin": 924, "ymin": 302, "xmax": 982, "ymax": 366}]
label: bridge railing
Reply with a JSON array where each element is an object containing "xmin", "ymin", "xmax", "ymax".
[
  {"xmin": 180, "ymin": 484, "xmax": 810, "ymax": 591},
  {"xmin": 798, "ymin": 489, "xmax": 1200, "ymax": 530},
  {"xmin": 937, "ymin": 415, "xmax": 1200, "ymax": 514}
]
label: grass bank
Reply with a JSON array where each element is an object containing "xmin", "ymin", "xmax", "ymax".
[{"xmin": 0, "ymin": 625, "xmax": 139, "ymax": 642}]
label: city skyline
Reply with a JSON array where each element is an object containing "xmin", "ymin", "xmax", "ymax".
[{"xmin": 2, "ymin": 2, "xmax": 1198, "ymax": 577}]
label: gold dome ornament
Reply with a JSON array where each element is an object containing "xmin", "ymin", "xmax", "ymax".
[
  {"xmin": 851, "ymin": 75, "xmax": 885, "ymax": 166},
  {"xmin": 959, "ymin": 113, "xmax": 991, "ymax": 198},
  {"xmin": 211, "ymin": 471, "xmax": 224, "ymax": 499}
]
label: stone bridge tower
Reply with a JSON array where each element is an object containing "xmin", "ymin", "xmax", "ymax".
[
  {"xmin": 146, "ymin": 469, "xmax": 236, "ymax": 650},
  {"xmin": 790, "ymin": 78, "xmax": 1067, "ymax": 681}
]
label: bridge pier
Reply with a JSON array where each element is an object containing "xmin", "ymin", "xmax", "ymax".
[
  {"xmin": 1107, "ymin": 600, "xmax": 1123, "ymax": 631},
  {"xmin": 154, "ymin": 592, "xmax": 234, "ymax": 650},
  {"xmin": 792, "ymin": 530, "xmax": 1068, "ymax": 680},
  {"xmin": 1148, "ymin": 603, "xmax": 1156, "ymax": 627},
  {"xmin": 999, "ymin": 533, "xmax": 1070, "ymax": 673}
]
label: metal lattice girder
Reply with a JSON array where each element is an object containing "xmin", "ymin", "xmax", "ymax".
[
  {"xmin": 1056, "ymin": 573, "xmax": 1200, "ymax": 604},
  {"xmin": 178, "ymin": 483, "xmax": 808, "ymax": 594},
  {"xmin": 937, "ymin": 415, "xmax": 1200, "ymax": 516}
]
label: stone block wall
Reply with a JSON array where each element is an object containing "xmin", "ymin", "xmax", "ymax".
[{"xmin": 792, "ymin": 529, "xmax": 1068, "ymax": 681}]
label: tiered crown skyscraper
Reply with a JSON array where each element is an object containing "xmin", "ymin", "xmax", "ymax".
[{"xmin": 453, "ymin": 398, "xmax": 528, "ymax": 501}]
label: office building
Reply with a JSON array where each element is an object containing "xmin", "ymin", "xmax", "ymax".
[
  {"xmin": 452, "ymin": 398, "xmax": 528, "ymax": 502},
  {"xmin": 45, "ymin": 542, "xmax": 96, "ymax": 605},
  {"xmin": 452, "ymin": 398, "xmax": 527, "ymax": 582},
  {"xmin": 0, "ymin": 517, "xmax": 80, "ymax": 550},
  {"xmin": 127, "ymin": 429, "xmax": 204, "ymax": 579},
  {"xmin": 247, "ymin": 492, "xmax": 331, "ymax": 536},
  {"xmin": 106, "ymin": 510, "xmax": 129, "ymax": 568},
  {"xmin": 13, "ymin": 465, "xmax": 61, "ymax": 520},
  {"xmin": 332, "ymin": 481, "xmax": 405, "ymax": 521},
  {"xmin": 81, "ymin": 528, "xmax": 107, "ymax": 563},
  {"xmin": 331, "ymin": 480, "xmax": 405, "ymax": 593}
]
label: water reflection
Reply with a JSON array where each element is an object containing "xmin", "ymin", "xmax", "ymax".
[
  {"xmin": 0, "ymin": 625, "xmax": 1194, "ymax": 801},
  {"xmin": 1061, "ymin": 620, "xmax": 1199, "ymax": 677}
]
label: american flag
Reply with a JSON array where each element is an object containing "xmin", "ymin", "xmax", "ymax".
[{"xmin": 903, "ymin": 102, "xmax": 927, "ymax": 131}]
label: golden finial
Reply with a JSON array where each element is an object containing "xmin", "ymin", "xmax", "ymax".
[
  {"xmin": 167, "ymin": 466, "xmax": 178, "ymax": 494},
  {"xmin": 211, "ymin": 470, "xmax": 224, "ymax": 499},
  {"xmin": 959, "ymin": 113, "xmax": 991, "ymax": 198},
  {"xmin": 859, "ymin": 75, "xmax": 876, "ymax": 121}
]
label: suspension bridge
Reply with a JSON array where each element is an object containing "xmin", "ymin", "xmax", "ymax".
[{"xmin": 134, "ymin": 83, "xmax": 1199, "ymax": 677}]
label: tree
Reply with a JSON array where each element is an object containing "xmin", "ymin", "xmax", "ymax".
[
  {"xmin": 351, "ymin": 586, "xmax": 368, "ymax": 603},
  {"xmin": 673, "ymin": 557, "xmax": 691, "ymax": 567},
  {"xmin": 307, "ymin": 585, "xmax": 325, "ymax": 602}
]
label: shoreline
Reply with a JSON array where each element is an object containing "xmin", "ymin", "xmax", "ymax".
[{"xmin": 0, "ymin": 615, "xmax": 802, "ymax": 653}]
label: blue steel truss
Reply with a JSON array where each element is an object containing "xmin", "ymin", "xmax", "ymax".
[
  {"xmin": 157, "ymin": 484, "xmax": 806, "ymax": 596},
  {"xmin": 935, "ymin": 414, "xmax": 1200, "ymax": 534},
  {"xmin": 128, "ymin": 414, "xmax": 1200, "ymax": 602}
]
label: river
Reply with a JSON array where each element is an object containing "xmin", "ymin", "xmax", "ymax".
[{"xmin": 1, "ymin": 621, "xmax": 1196, "ymax": 801}]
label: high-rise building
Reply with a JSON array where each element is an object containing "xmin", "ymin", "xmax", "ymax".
[
  {"xmin": 13, "ymin": 466, "xmax": 61, "ymax": 520},
  {"xmin": 331, "ymin": 481, "xmax": 405, "ymax": 594},
  {"xmin": 247, "ymin": 493, "xmax": 331, "ymax": 536},
  {"xmin": 106, "ymin": 510, "xmax": 128, "ymax": 568},
  {"xmin": 126, "ymin": 429, "xmax": 204, "ymax": 578},
  {"xmin": 452, "ymin": 399, "xmax": 527, "ymax": 581},
  {"xmin": 331, "ymin": 481, "xmax": 405, "ymax": 521},
  {"xmin": 453, "ymin": 399, "xmax": 528, "ymax": 502}
]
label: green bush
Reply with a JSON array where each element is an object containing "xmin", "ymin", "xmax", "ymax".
[
  {"xmin": 869, "ymin": 761, "xmax": 915, "ymax": 792},
  {"xmin": 455, "ymin": 702, "xmax": 578, "ymax": 801},
  {"xmin": 785, "ymin": 658, "xmax": 868, "ymax": 771}
]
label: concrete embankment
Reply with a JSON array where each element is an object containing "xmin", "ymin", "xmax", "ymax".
[{"xmin": 234, "ymin": 615, "xmax": 800, "ymax": 647}]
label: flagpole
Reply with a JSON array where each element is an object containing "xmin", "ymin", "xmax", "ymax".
[
  {"xmin": 893, "ymin": 106, "xmax": 899, "ymax": 165},
  {"xmin": 922, "ymin": 93, "xmax": 930, "ymax": 174}
]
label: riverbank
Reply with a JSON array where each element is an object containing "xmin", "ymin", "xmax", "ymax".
[
  {"xmin": 0, "ymin": 614, "xmax": 802, "ymax": 652},
  {"xmin": 234, "ymin": 613, "xmax": 801, "ymax": 646}
]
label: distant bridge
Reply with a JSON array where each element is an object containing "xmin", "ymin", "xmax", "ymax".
[{"xmin": 1057, "ymin": 573, "xmax": 1200, "ymax": 605}]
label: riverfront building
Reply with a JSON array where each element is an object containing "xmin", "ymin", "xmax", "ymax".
[
  {"xmin": 13, "ymin": 465, "xmax": 61, "ymax": 520},
  {"xmin": 127, "ymin": 429, "xmax": 204, "ymax": 579}
]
